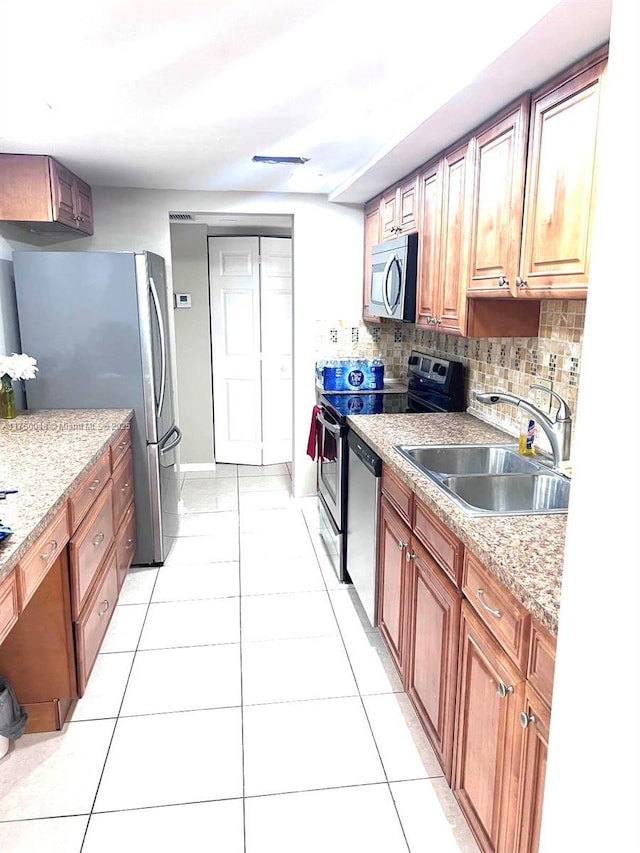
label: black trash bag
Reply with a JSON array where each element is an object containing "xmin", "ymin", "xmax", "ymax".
[{"xmin": 0, "ymin": 676, "xmax": 28, "ymax": 740}]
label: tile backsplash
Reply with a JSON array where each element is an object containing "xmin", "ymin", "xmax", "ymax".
[{"xmin": 315, "ymin": 300, "xmax": 585, "ymax": 451}]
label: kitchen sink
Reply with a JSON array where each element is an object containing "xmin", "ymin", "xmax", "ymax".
[
  {"xmin": 394, "ymin": 443, "xmax": 570, "ymax": 516},
  {"xmin": 441, "ymin": 472, "xmax": 570, "ymax": 515},
  {"xmin": 397, "ymin": 444, "xmax": 540, "ymax": 476}
]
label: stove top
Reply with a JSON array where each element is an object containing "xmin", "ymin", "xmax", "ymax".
[{"xmin": 319, "ymin": 351, "xmax": 466, "ymax": 424}]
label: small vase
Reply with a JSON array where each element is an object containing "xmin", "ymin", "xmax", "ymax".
[{"xmin": 0, "ymin": 375, "xmax": 16, "ymax": 419}]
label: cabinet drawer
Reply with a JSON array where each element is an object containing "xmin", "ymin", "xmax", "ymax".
[
  {"xmin": 110, "ymin": 425, "xmax": 132, "ymax": 471},
  {"xmin": 112, "ymin": 449, "xmax": 134, "ymax": 528},
  {"xmin": 68, "ymin": 450, "xmax": 110, "ymax": 531},
  {"xmin": 413, "ymin": 498, "xmax": 463, "ymax": 587},
  {"xmin": 75, "ymin": 548, "xmax": 118, "ymax": 695},
  {"xmin": 528, "ymin": 621, "xmax": 556, "ymax": 708},
  {"xmin": 17, "ymin": 504, "xmax": 69, "ymax": 610},
  {"xmin": 115, "ymin": 505, "xmax": 136, "ymax": 590},
  {"xmin": 381, "ymin": 465, "xmax": 413, "ymax": 525},
  {"xmin": 462, "ymin": 551, "xmax": 530, "ymax": 672},
  {"xmin": 69, "ymin": 481, "xmax": 114, "ymax": 619},
  {"xmin": 0, "ymin": 573, "xmax": 19, "ymax": 645}
]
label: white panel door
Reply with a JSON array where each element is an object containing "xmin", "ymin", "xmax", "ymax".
[
  {"xmin": 260, "ymin": 237, "xmax": 293, "ymax": 465},
  {"xmin": 209, "ymin": 236, "xmax": 262, "ymax": 464}
]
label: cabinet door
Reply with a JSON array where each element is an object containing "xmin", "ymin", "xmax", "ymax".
[
  {"xmin": 454, "ymin": 602, "xmax": 525, "ymax": 853},
  {"xmin": 380, "ymin": 187, "xmax": 399, "ymax": 240},
  {"xmin": 378, "ymin": 496, "xmax": 411, "ymax": 679},
  {"xmin": 512, "ymin": 686, "xmax": 550, "ymax": 853},
  {"xmin": 73, "ymin": 177, "xmax": 94, "ymax": 235},
  {"xmin": 416, "ymin": 159, "xmax": 442, "ymax": 327},
  {"xmin": 49, "ymin": 158, "xmax": 78, "ymax": 230},
  {"xmin": 467, "ymin": 98, "xmax": 529, "ymax": 297},
  {"xmin": 397, "ymin": 173, "xmax": 419, "ymax": 234},
  {"xmin": 438, "ymin": 141, "xmax": 470, "ymax": 335},
  {"xmin": 363, "ymin": 197, "xmax": 382, "ymax": 322},
  {"xmin": 405, "ymin": 539, "xmax": 461, "ymax": 782},
  {"xmin": 519, "ymin": 50, "xmax": 607, "ymax": 297}
]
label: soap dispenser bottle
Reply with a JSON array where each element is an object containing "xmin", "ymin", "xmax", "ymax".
[{"xmin": 518, "ymin": 414, "xmax": 536, "ymax": 456}]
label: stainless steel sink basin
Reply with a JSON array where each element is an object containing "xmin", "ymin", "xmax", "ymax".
[
  {"xmin": 398, "ymin": 444, "xmax": 540, "ymax": 476},
  {"xmin": 441, "ymin": 473, "xmax": 570, "ymax": 515},
  {"xmin": 394, "ymin": 443, "xmax": 570, "ymax": 516}
]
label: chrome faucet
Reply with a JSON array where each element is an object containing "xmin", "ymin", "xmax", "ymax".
[{"xmin": 474, "ymin": 386, "xmax": 572, "ymax": 469}]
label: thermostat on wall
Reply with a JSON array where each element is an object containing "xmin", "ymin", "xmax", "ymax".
[{"xmin": 174, "ymin": 293, "xmax": 192, "ymax": 308}]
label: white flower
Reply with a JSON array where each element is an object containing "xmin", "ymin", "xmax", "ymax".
[{"xmin": 0, "ymin": 353, "xmax": 39, "ymax": 381}]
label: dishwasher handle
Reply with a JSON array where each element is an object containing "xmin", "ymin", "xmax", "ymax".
[{"xmin": 348, "ymin": 430, "xmax": 382, "ymax": 477}]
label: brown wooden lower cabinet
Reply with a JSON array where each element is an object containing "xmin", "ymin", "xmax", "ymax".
[
  {"xmin": 512, "ymin": 686, "xmax": 550, "ymax": 853},
  {"xmin": 405, "ymin": 537, "xmax": 461, "ymax": 782},
  {"xmin": 377, "ymin": 496, "xmax": 412, "ymax": 678},
  {"xmin": 453, "ymin": 602, "xmax": 525, "ymax": 853},
  {"xmin": 0, "ymin": 552, "xmax": 77, "ymax": 733},
  {"xmin": 75, "ymin": 547, "xmax": 119, "ymax": 696}
]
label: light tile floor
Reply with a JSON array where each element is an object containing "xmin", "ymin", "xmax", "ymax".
[{"xmin": 0, "ymin": 463, "xmax": 480, "ymax": 853}]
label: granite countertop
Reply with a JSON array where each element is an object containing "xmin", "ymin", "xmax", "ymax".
[
  {"xmin": 347, "ymin": 412, "xmax": 566, "ymax": 636},
  {"xmin": 0, "ymin": 409, "xmax": 134, "ymax": 582}
]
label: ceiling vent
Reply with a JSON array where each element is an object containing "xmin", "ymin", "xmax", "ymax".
[
  {"xmin": 252, "ymin": 155, "xmax": 309, "ymax": 165},
  {"xmin": 169, "ymin": 213, "xmax": 196, "ymax": 222}
]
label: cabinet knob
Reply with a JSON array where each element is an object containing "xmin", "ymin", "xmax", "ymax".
[
  {"xmin": 397, "ymin": 540, "xmax": 407, "ymax": 551},
  {"xmin": 515, "ymin": 276, "xmax": 527, "ymax": 289},
  {"xmin": 406, "ymin": 550, "xmax": 416, "ymax": 563},
  {"xmin": 520, "ymin": 711, "xmax": 537, "ymax": 729},
  {"xmin": 497, "ymin": 681, "xmax": 514, "ymax": 698},
  {"xmin": 498, "ymin": 276, "xmax": 509, "ymax": 287}
]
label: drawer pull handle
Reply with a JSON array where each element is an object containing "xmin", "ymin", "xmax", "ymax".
[
  {"xmin": 40, "ymin": 539, "xmax": 58, "ymax": 561},
  {"xmin": 88, "ymin": 478, "xmax": 101, "ymax": 492},
  {"xmin": 477, "ymin": 589, "xmax": 502, "ymax": 619},
  {"xmin": 98, "ymin": 599, "xmax": 110, "ymax": 617},
  {"xmin": 520, "ymin": 711, "xmax": 537, "ymax": 729},
  {"xmin": 119, "ymin": 441, "xmax": 129, "ymax": 449},
  {"xmin": 121, "ymin": 483, "xmax": 130, "ymax": 492},
  {"xmin": 497, "ymin": 681, "xmax": 514, "ymax": 699},
  {"xmin": 125, "ymin": 538, "xmax": 134, "ymax": 550},
  {"xmin": 92, "ymin": 532, "xmax": 105, "ymax": 547}
]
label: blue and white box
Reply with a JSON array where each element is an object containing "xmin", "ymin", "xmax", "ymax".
[{"xmin": 315, "ymin": 358, "xmax": 384, "ymax": 391}]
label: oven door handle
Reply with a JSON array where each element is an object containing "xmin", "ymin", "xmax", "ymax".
[{"xmin": 317, "ymin": 411, "xmax": 342, "ymax": 437}]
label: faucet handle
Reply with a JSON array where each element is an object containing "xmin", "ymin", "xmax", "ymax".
[{"xmin": 530, "ymin": 385, "xmax": 571, "ymax": 421}]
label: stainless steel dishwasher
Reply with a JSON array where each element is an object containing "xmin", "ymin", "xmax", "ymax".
[{"xmin": 346, "ymin": 430, "xmax": 382, "ymax": 627}]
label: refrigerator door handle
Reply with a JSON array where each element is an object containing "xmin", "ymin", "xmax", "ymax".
[
  {"xmin": 160, "ymin": 425, "xmax": 182, "ymax": 455},
  {"xmin": 148, "ymin": 275, "xmax": 167, "ymax": 419}
]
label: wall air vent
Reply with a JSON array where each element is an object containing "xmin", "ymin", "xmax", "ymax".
[
  {"xmin": 252, "ymin": 155, "xmax": 310, "ymax": 165},
  {"xmin": 169, "ymin": 213, "xmax": 196, "ymax": 222}
]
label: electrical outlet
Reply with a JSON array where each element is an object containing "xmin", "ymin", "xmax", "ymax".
[{"xmin": 532, "ymin": 378, "xmax": 553, "ymax": 415}]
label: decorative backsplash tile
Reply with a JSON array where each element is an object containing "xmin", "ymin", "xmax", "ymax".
[{"xmin": 315, "ymin": 300, "xmax": 585, "ymax": 448}]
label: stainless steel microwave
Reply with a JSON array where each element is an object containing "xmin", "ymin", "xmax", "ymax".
[{"xmin": 369, "ymin": 233, "xmax": 418, "ymax": 322}]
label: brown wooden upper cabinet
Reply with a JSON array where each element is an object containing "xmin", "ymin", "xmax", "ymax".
[
  {"xmin": 466, "ymin": 97, "xmax": 530, "ymax": 298},
  {"xmin": 380, "ymin": 172, "xmax": 420, "ymax": 240},
  {"xmin": 0, "ymin": 153, "xmax": 94, "ymax": 236},
  {"xmin": 363, "ymin": 196, "xmax": 382, "ymax": 323},
  {"xmin": 518, "ymin": 48, "xmax": 607, "ymax": 298}
]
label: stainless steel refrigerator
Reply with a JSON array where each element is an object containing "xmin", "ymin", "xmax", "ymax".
[{"xmin": 13, "ymin": 250, "xmax": 182, "ymax": 565}]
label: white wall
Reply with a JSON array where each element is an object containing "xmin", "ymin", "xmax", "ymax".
[
  {"xmin": 169, "ymin": 223, "xmax": 215, "ymax": 464},
  {"xmin": 46, "ymin": 188, "xmax": 363, "ymax": 496},
  {"xmin": 539, "ymin": 0, "xmax": 640, "ymax": 848}
]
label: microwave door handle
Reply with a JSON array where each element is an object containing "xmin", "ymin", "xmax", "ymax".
[
  {"xmin": 382, "ymin": 253, "xmax": 395, "ymax": 315},
  {"xmin": 389, "ymin": 256, "xmax": 402, "ymax": 313}
]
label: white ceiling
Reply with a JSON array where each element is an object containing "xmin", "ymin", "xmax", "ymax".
[{"xmin": 0, "ymin": 0, "xmax": 611, "ymax": 203}]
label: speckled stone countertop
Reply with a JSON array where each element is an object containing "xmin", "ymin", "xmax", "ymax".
[
  {"xmin": 0, "ymin": 409, "xmax": 133, "ymax": 582},
  {"xmin": 347, "ymin": 412, "xmax": 566, "ymax": 636}
]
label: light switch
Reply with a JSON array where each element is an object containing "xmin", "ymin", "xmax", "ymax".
[{"xmin": 174, "ymin": 293, "xmax": 192, "ymax": 308}]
